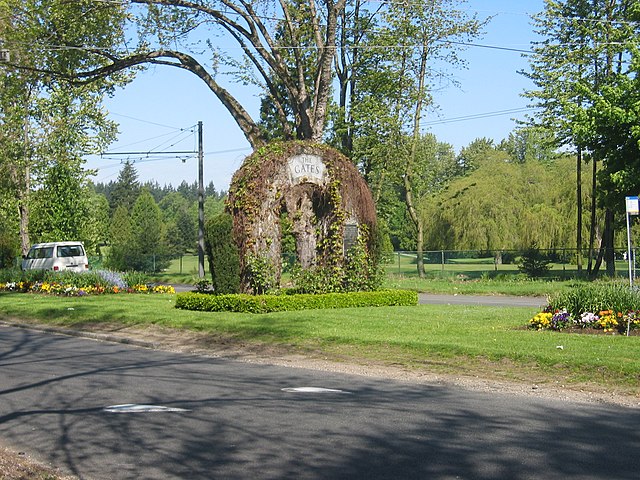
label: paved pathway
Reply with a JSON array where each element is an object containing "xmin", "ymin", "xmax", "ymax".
[{"xmin": 418, "ymin": 293, "xmax": 546, "ymax": 308}]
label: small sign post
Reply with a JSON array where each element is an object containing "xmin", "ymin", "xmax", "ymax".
[{"xmin": 625, "ymin": 196, "xmax": 639, "ymax": 287}]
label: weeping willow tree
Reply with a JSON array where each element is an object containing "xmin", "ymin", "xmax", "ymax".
[{"xmin": 422, "ymin": 154, "xmax": 589, "ymax": 254}]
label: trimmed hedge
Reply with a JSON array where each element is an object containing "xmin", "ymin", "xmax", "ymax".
[{"xmin": 174, "ymin": 289, "xmax": 418, "ymax": 313}]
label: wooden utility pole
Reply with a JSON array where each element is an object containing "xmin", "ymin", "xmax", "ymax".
[{"xmin": 197, "ymin": 121, "xmax": 205, "ymax": 278}]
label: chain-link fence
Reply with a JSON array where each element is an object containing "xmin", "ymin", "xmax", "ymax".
[
  {"xmin": 13, "ymin": 248, "xmax": 638, "ymax": 279},
  {"xmin": 383, "ymin": 248, "xmax": 637, "ymax": 279}
]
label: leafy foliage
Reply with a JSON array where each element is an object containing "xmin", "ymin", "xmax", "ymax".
[
  {"xmin": 523, "ymin": 0, "xmax": 640, "ymax": 275},
  {"xmin": 105, "ymin": 205, "xmax": 133, "ymax": 271},
  {"xmin": 0, "ymin": 0, "xmax": 122, "ymax": 253},
  {"xmin": 29, "ymin": 160, "xmax": 91, "ymax": 244},
  {"xmin": 422, "ymin": 155, "xmax": 583, "ymax": 251},
  {"xmin": 290, "ymin": 227, "xmax": 383, "ymax": 294},
  {"xmin": 245, "ymin": 253, "xmax": 279, "ymax": 295}
]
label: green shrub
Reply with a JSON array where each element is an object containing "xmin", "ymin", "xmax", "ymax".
[
  {"xmin": 343, "ymin": 231, "xmax": 384, "ymax": 291},
  {"xmin": 246, "ymin": 252, "xmax": 278, "ymax": 294},
  {"xmin": 0, "ymin": 232, "xmax": 18, "ymax": 269},
  {"xmin": 204, "ymin": 213, "xmax": 240, "ymax": 294},
  {"xmin": 175, "ymin": 289, "xmax": 418, "ymax": 313},
  {"xmin": 547, "ymin": 282, "xmax": 640, "ymax": 317},
  {"xmin": 0, "ymin": 268, "xmax": 43, "ymax": 283},
  {"xmin": 290, "ymin": 264, "xmax": 343, "ymax": 294},
  {"xmin": 121, "ymin": 271, "xmax": 152, "ymax": 288},
  {"xmin": 0, "ymin": 269, "xmax": 150, "ymax": 289}
]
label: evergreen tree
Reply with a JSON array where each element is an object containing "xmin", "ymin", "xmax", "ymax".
[
  {"xmin": 130, "ymin": 190, "xmax": 168, "ymax": 271},
  {"xmin": 109, "ymin": 161, "xmax": 140, "ymax": 212},
  {"xmin": 105, "ymin": 204, "xmax": 133, "ymax": 271},
  {"xmin": 159, "ymin": 192, "xmax": 195, "ymax": 254},
  {"xmin": 84, "ymin": 192, "xmax": 110, "ymax": 255}
]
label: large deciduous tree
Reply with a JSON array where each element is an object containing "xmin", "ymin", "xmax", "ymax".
[
  {"xmin": 523, "ymin": 0, "xmax": 640, "ymax": 277},
  {"xmin": 0, "ymin": 0, "xmax": 122, "ymax": 253},
  {"xmin": 22, "ymin": 0, "xmax": 347, "ymax": 149},
  {"xmin": 352, "ymin": 0, "xmax": 485, "ymax": 276}
]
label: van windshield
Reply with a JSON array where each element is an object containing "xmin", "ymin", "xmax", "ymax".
[{"xmin": 57, "ymin": 245, "xmax": 85, "ymax": 257}]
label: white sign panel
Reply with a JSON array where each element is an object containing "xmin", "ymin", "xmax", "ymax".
[
  {"xmin": 288, "ymin": 154, "xmax": 326, "ymax": 184},
  {"xmin": 626, "ymin": 196, "xmax": 639, "ymax": 215},
  {"xmin": 0, "ymin": 50, "xmax": 9, "ymax": 62}
]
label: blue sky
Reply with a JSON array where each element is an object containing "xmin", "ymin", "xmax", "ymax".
[{"xmin": 85, "ymin": 0, "xmax": 544, "ymax": 191}]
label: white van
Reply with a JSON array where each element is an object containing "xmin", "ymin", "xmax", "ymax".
[{"xmin": 21, "ymin": 242, "xmax": 89, "ymax": 272}]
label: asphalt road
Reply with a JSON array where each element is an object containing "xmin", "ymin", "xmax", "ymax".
[{"xmin": 1, "ymin": 325, "xmax": 639, "ymax": 480}]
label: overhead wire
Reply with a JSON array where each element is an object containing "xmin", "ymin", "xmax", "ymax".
[
  {"xmin": 422, "ymin": 107, "xmax": 537, "ymax": 127},
  {"xmin": 5, "ymin": 0, "xmax": 639, "ymax": 59}
]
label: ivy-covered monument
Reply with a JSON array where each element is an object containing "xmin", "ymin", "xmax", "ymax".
[{"xmin": 209, "ymin": 141, "xmax": 380, "ymax": 295}]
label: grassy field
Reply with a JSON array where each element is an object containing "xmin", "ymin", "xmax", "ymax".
[
  {"xmin": 1, "ymin": 292, "xmax": 639, "ymax": 395},
  {"xmin": 382, "ymin": 274, "xmax": 576, "ymax": 296}
]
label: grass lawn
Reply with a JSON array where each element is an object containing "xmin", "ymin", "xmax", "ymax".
[
  {"xmin": 382, "ymin": 274, "xmax": 592, "ymax": 297},
  {"xmin": 1, "ymin": 292, "xmax": 639, "ymax": 395}
]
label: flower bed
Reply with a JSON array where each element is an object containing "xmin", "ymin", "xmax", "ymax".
[
  {"xmin": 0, "ymin": 281, "xmax": 175, "ymax": 296},
  {"xmin": 530, "ymin": 308, "xmax": 640, "ymax": 335},
  {"xmin": 0, "ymin": 269, "xmax": 175, "ymax": 296},
  {"xmin": 529, "ymin": 282, "xmax": 640, "ymax": 335}
]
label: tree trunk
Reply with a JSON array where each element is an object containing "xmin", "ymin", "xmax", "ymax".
[
  {"xmin": 404, "ymin": 40, "xmax": 429, "ymax": 278},
  {"xmin": 604, "ymin": 207, "xmax": 615, "ymax": 276},
  {"xmin": 9, "ymin": 163, "xmax": 30, "ymax": 256},
  {"xmin": 310, "ymin": 0, "xmax": 346, "ymax": 142},
  {"xmin": 18, "ymin": 178, "xmax": 30, "ymax": 255},
  {"xmin": 587, "ymin": 154, "xmax": 598, "ymax": 276},
  {"xmin": 404, "ymin": 172, "xmax": 424, "ymax": 277},
  {"xmin": 576, "ymin": 146, "xmax": 583, "ymax": 274}
]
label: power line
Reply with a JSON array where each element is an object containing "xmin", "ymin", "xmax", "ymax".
[
  {"xmin": 109, "ymin": 111, "xmax": 187, "ymax": 130},
  {"xmin": 422, "ymin": 107, "xmax": 537, "ymax": 127}
]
